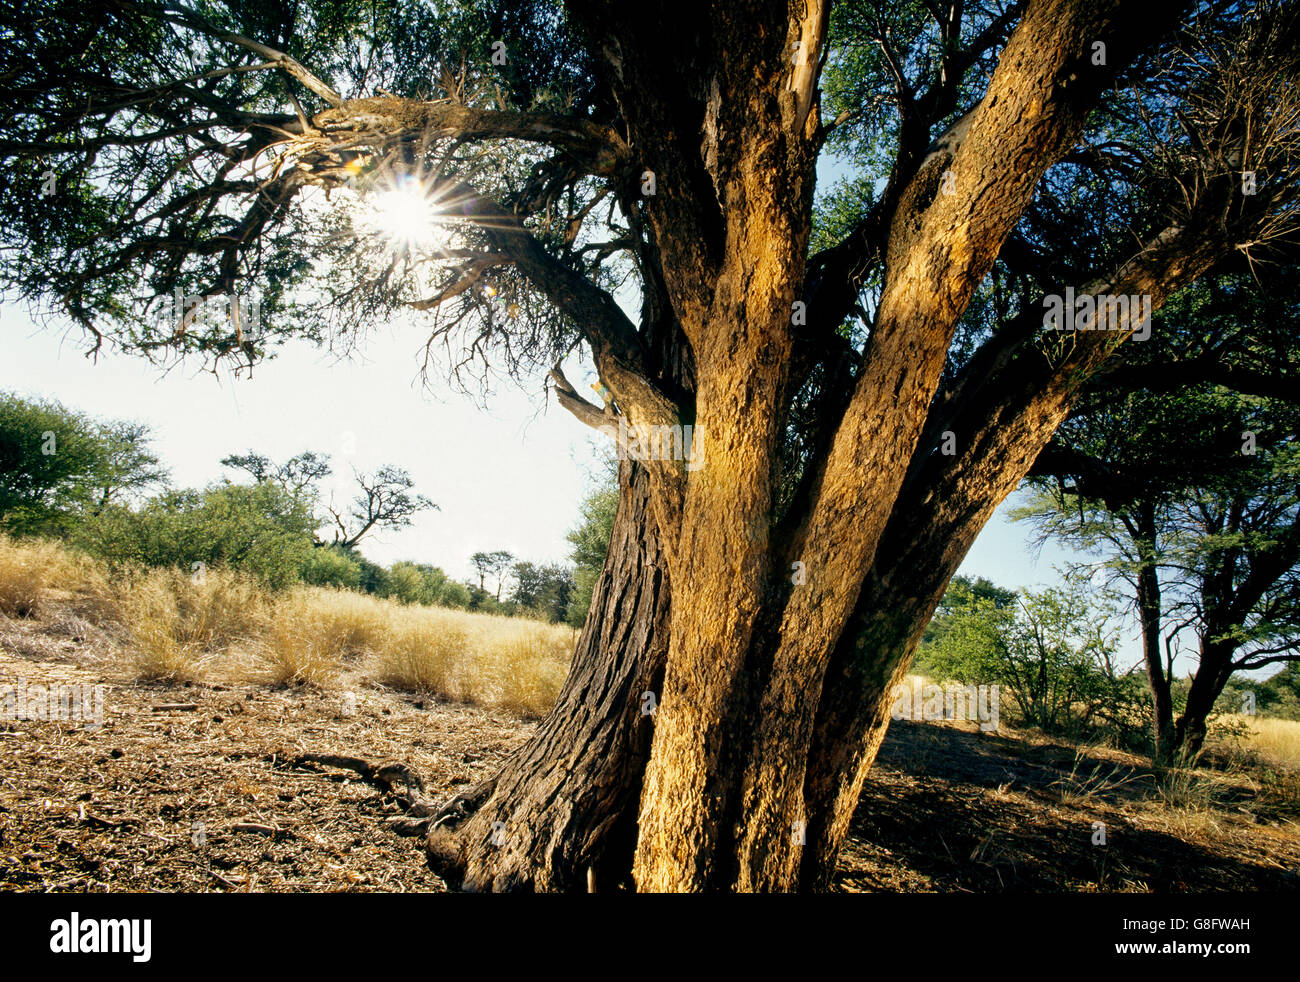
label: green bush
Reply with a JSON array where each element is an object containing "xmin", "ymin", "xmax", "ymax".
[
  {"xmin": 437, "ymin": 579, "xmax": 471, "ymax": 609},
  {"xmin": 74, "ymin": 481, "xmax": 317, "ymax": 588},
  {"xmin": 384, "ymin": 560, "xmax": 467, "ymax": 608},
  {"xmin": 299, "ymin": 545, "xmax": 362, "ymax": 589},
  {"xmin": 919, "ymin": 580, "xmax": 1145, "ymax": 745}
]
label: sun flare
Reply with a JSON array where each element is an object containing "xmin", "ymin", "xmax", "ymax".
[{"xmin": 365, "ymin": 174, "xmax": 448, "ymax": 255}]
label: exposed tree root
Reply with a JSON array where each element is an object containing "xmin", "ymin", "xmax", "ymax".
[
  {"xmin": 421, "ymin": 776, "xmax": 498, "ymax": 889},
  {"xmin": 284, "ymin": 751, "xmax": 494, "ymax": 888},
  {"xmin": 287, "ymin": 752, "xmax": 439, "ymax": 829}
]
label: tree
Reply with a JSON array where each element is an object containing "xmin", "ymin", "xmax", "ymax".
[
  {"xmin": 564, "ymin": 476, "xmax": 618, "ymax": 626},
  {"xmin": 327, "ymin": 465, "xmax": 437, "ymax": 550},
  {"xmin": 299, "ymin": 544, "xmax": 363, "ymax": 589},
  {"xmin": 469, "ymin": 549, "xmax": 515, "ymax": 600},
  {"xmin": 0, "ymin": 392, "xmax": 167, "ymax": 535},
  {"xmin": 510, "ymin": 560, "xmax": 544, "ymax": 607},
  {"xmin": 222, "ymin": 450, "xmax": 436, "ymax": 548},
  {"xmin": 1019, "ymin": 378, "xmax": 1300, "ymax": 759},
  {"xmin": 512, "ymin": 560, "xmax": 574, "ymax": 621},
  {"xmin": 3, "ymin": 0, "xmax": 1299, "ymax": 891},
  {"xmin": 221, "ymin": 449, "xmax": 332, "ymax": 504}
]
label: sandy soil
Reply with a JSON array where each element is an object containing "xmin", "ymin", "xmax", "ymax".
[{"xmin": 2, "ymin": 611, "xmax": 1297, "ymax": 892}]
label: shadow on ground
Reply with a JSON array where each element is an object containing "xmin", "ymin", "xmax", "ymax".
[{"xmin": 835, "ymin": 720, "xmax": 1300, "ymax": 892}]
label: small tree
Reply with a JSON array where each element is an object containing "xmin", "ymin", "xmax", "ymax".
[
  {"xmin": 328, "ymin": 465, "xmax": 437, "ymax": 549},
  {"xmin": 223, "ymin": 450, "xmax": 437, "ymax": 550},
  {"xmin": 470, "ymin": 549, "xmax": 515, "ymax": 601},
  {"xmin": 511, "ymin": 561, "xmax": 544, "ymax": 608},
  {"xmin": 221, "ymin": 450, "xmax": 332, "ymax": 504},
  {"xmin": 564, "ymin": 478, "xmax": 618, "ymax": 627}
]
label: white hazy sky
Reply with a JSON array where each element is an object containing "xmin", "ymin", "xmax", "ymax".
[
  {"xmin": 0, "ymin": 302, "xmax": 609, "ymax": 584},
  {"xmin": 0, "ymin": 300, "xmax": 1084, "ymax": 594}
]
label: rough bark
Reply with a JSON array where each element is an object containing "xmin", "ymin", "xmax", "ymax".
[{"xmin": 429, "ymin": 460, "xmax": 670, "ymax": 891}]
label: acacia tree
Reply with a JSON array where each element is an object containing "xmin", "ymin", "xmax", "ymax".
[
  {"xmin": 1020, "ymin": 269, "xmax": 1300, "ymax": 760},
  {"xmin": 1020, "ymin": 344, "xmax": 1300, "ymax": 759},
  {"xmin": 469, "ymin": 549, "xmax": 514, "ymax": 599},
  {"xmin": 221, "ymin": 450, "xmax": 435, "ymax": 548},
  {"xmin": 3, "ymin": 0, "xmax": 1299, "ymax": 891}
]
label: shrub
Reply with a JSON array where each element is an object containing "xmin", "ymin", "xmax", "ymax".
[
  {"xmin": 921, "ymin": 581, "xmax": 1132, "ymax": 743},
  {"xmin": 75, "ymin": 482, "xmax": 316, "ymax": 588},
  {"xmin": 437, "ymin": 579, "xmax": 471, "ymax": 609},
  {"xmin": 299, "ymin": 545, "xmax": 362, "ymax": 589}
]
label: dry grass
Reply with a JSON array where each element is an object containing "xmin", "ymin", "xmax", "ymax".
[
  {"xmin": 1220, "ymin": 714, "xmax": 1300, "ymax": 767},
  {"xmin": 369, "ymin": 605, "xmax": 574, "ymax": 716},
  {"xmin": 0, "ymin": 535, "xmax": 106, "ymax": 618},
  {"xmin": 1050, "ymin": 750, "xmax": 1153, "ymax": 807},
  {"xmin": 117, "ymin": 567, "xmax": 271, "ymax": 680},
  {"xmin": 0, "ymin": 534, "xmax": 574, "ymax": 715}
]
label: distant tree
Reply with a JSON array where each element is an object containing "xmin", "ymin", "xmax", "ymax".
[
  {"xmin": 327, "ymin": 465, "xmax": 437, "ymax": 550},
  {"xmin": 470, "ymin": 549, "xmax": 515, "ymax": 600},
  {"xmin": 535, "ymin": 564, "xmax": 575, "ymax": 623},
  {"xmin": 384, "ymin": 561, "xmax": 427, "ymax": 605},
  {"xmin": 438, "ymin": 579, "xmax": 472, "ymax": 609},
  {"xmin": 512, "ymin": 560, "xmax": 575, "ymax": 622},
  {"xmin": 382, "ymin": 560, "xmax": 458, "ymax": 606},
  {"xmin": 355, "ymin": 554, "xmax": 389, "ymax": 596},
  {"xmin": 91, "ymin": 420, "xmax": 169, "ymax": 512},
  {"xmin": 221, "ymin": 450, "xmax": 332, "ymax": 504},
  {"xmin": 511, "ymin": 561, "xmax": 544, "ymax": 608},
  {"xmin": 1257, "ymin": 662, "xmax": 1300, "ymax": 720},
  {"xmin": 0, "ymin": 392, "xmax": 167, "ymax": 535},
  {"xmin": 223, "ymin": 451, "xmax": 436, "ymax": 549},
  {"xmin": 1020, "ymin": 356, "xmax": 1300, "ymax": 759},
  {"xmin": 919, "ymin": 575, "xmax": 1018, "ymax": 650}
]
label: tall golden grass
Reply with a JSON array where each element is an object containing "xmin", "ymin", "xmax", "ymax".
[
  {"xmin": 0, "ymin": 534, "xmax": 575, "ymax": 716},
  {"xmin": 1217, "ymin": 713, "xmax": 1300, "ymax": 768}
]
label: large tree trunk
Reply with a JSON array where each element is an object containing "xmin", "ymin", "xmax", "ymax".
[
  {"xmin": 428, "ymin": 0, "xmax": 1221, "ymax": 892},
  {"xmin": 429, "ymin": 459, "xmax": 670, "ymax": 891}
]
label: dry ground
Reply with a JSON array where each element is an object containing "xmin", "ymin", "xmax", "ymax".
[{"xmin": 2, "ymin": 611, "xmax": 1298, "ymax": 893}]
